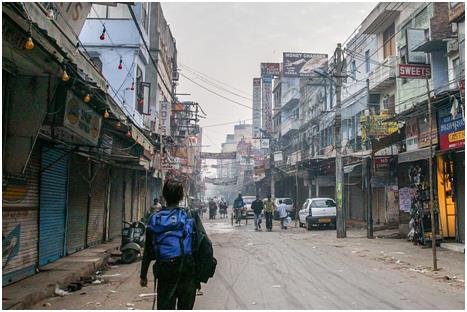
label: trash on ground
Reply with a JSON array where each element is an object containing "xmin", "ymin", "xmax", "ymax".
[
  {"xmin": 102, "ymin": 274, "xmax": 121, "ymax": 278},
  {"xmin": 126, "ymin": 303, "xmax": 135, "ymax": 307},
  {"xmin": 92, "ymin": 279, "xmax": 103, "ymax": 284},
  {"xmin": 444, "ymin": 275, "xmax": 457, "ymax": 280},
  {"xmin": 351, "ymin": 250, "xmax": 359, "ymax": 253},
  {"xmin": 54, "ymin": 284, "xmax": 70, "ymax": 297},
  {"xmin": 110, "ymin": 290, "xmax": 117, "ymax": 293},
  {"xmin": 42, "ymin": 303, "xmax": 52, "ymax": 307},
  {"xmin": 312, "ymin": 246, "xmax": 317, "ymax": 249},
  {"xmin": 272, "ymin": 285, "xmax": 281, "ymax": 288},
  {"xmin": 138, "ymin": 293, "xmax": 157, "ymax": 297},
  {"xmin": 392, "ymin": 251, "xmax": 405, "ymax": 254},
  {"xmin": 80, "ymin": 292, "xmax": 87, "ymax": 295},
  {"xmin": 196, "ymin": 290, "xmax": 204, "ymax": 296},
  {"xmin": 252, "ymin": 302, "xmax": 256, "ymax": 305}
]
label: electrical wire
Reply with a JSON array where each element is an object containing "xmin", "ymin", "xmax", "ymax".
[{"xmin": 202, "ymin": 119, "xmax": 253, "ymax": 128}]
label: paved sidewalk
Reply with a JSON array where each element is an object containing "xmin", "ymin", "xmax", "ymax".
[{"xmin": 2, "ymin": 241, "xmax": 120, "ymax": 310}]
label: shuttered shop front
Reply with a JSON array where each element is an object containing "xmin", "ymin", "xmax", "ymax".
[
  {"xmin": 66, "ymin": 154, "xmax": 89, "ymax": 254},
  {"xmin": 87, "ymin": 163, "xmax": 107, "ymax": 246},
  {"xmin": 39, "ymin": 146, "xmax": 69, "ymax": 266},
  {"xmin": 2, "ymin": 146, "xmax": 40, "ymax": 285},
  {"xmin": 109, "ymin": 167, "xmax": 124, "ymax": 240}
]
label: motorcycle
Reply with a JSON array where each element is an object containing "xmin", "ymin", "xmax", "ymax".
[{"xmin": 121, "ymin": 220, "xmax": 145, "ymax": 264}]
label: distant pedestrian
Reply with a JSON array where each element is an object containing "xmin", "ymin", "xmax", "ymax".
[
  {"xmin": 251, "ymin": 195, "xmax": 264, "ymax": 231},
  {"xmin": 208, "ymin": 198, "xmax": 217, "ymax": 220},
  {"xmin": 277, "ymin": 200, "xmax": 288, "ymax": 230},
  {"xmin": 233, "ymin": 193, "xmax": 245, "ymax": 225},
  {"xmin": 263, "ymin": 195, "xmax": 276, "ymax": 232}
]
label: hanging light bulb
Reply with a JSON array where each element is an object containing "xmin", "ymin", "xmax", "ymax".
[
  {"xmin": 130, "ymin": 80, "xmax": 135, "ymax": 91},
  {"xmin": 24, "ymin": 35, "xmax": 34, "ymax": 50},
  {"xmin": 62, "ymin": 66, "xmax": 70, "ymax": 82},
  {"xmin": 46, "ymin": 8, "xmax": 55, "ymax": 19},
  {"xmin": 118, "ymin": 57, "xmax": 123, "ymax": 70},
  {"xmin": 103, "ymin": 110, "xmax": 109, "ymax": 118},
  {"xmin": 99, "ymin": 26, "xmax": 106, "ymax": 40},
  {"xmin": 83, "ymin": 94, "xmax": 91, "ymax": 103},
  {"xmin": 126, "ymin": 130, "xmax": 132, "ymax": 138},
  {"xmin": 116, "ymin": 121, "xmax": 121, "ymax": 129}
]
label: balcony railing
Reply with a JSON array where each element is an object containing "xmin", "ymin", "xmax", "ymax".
[
  {"xmin": 368, "ymin": 56, "xmax": 396, "ymax": 92},
  {"xmin": 281, "ymin": 118, "xmax": 299, "ymax": 136}
]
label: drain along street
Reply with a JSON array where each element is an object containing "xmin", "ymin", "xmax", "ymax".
[{"xmin": 2, "ymin": 2, "xmax": 465, "ymax": 310}]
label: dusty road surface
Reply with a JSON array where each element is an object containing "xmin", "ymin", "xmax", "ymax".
[{"xmin": 31, "ymin": 217, "xmax": 464, "ymax": 310}]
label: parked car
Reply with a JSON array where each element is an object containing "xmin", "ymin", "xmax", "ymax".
[{"xmin": 298, "ymin": 198, "xmax": 337, "ymax": 230}]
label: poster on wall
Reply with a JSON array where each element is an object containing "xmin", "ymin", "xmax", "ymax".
[
  {"xmin": 399, "ymin": 187, "xmax": 417, "ymax": 212},
  {"xmin": 282, "ymin": 52, "xmax": 328, "ymax": 77},
  {"xmin": 262, "ymin": 76, "xmax": 273, "ymax": 133}
]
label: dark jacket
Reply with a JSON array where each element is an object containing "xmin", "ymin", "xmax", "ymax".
[
  {"xmin": 251, "ymin": 199, "xmax": 264, "ymax": 215},
  {"xmin": 140, "ymin": 207, "xmax": 208, "ymax": 282}
]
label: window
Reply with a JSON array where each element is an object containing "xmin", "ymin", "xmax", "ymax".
[
  {"xmin": 135, "ymin": 65, "xmax": 143, "ymax": 113},
  {"xmin": 311, "ymin": 199, "xmax": 336, "ymax": 208},
  {"xmin": 383, "ymin": 23, "xmax": 396, "ymax": 59},
  {"xmin": 453, "ymin": 57, "xmax": 462, "ymax": 82},
  {"xmin": 88, "ymin": 4, "xmax": 131, "ymax": 19},
  {"xmin": 141, "ymin": 3, "xmax": 149, "ymax": 33},
  {"xmin": 365, "ymin": 50, "xmax": 370, "ymax": 73},
  {"xmin": 351, "ymin": 60, "xmax": 357, "ymax": 79}
]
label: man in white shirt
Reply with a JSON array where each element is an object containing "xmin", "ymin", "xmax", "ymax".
[{"xmin": 277, "ymin": 200, "xmax": 288, "ymax": 230}]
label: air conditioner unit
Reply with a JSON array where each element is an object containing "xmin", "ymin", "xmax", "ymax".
[{"xmin": 172, "ymin": 71, "xmax": 179, "ymax": 81}]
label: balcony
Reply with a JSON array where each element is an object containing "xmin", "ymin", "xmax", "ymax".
[
  {"xmin": 281, "ymin": 118, "xmax": 299, "ymax": 137},
  {"xmin": 368, "ymin": 56, "xmax": 396, "ymax": 92}
]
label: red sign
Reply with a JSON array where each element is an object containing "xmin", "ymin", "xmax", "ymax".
[
  {"xmin": 374, "ymin": 156, "xmax": 390, "ymax": 171},
  {"xmin": 459, "ymin": 79, "xmax": 465, "ymax": 93},
  {"xmin": 399, "ymin": 64, "xmax": 431, "ymax": 79}
]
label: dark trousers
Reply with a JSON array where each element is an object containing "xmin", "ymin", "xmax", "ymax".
[
  {"xmin": 265, "ymin": 212, "xmax": 273, "ymax": 230},
  {"xmin": 280, "ymin": 217, "xmax": 287, "ymax": 229},
  {"xmin": 154, "ymin": 258, "xmax": 198, "ymax": 310},
  {"xmin": 156, "ymin": 276, "xmax": 197, "ymax": 310}
]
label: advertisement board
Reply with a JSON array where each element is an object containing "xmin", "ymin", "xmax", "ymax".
[
  {"xmin": 360, "ymin": 115, "xmax": 399, "ymax": 142},
  {"xmin": 63, "ymin": 91, "xmax": 102, "ymax": 145},
  {"xmin": 252, "ymin": 78, "xmax": 262, "ymax": 138},
  {"xmin": 438, "ymin": 106, "xmax": 465, "ymax": 150},
  {"xmin": 262, "ymin": 76, "xmax": 273, "ymax": 133},
  {"xmin": 406, "ymin": 28, "xmax": 428, "ymax": 64},
  {"xmin": 260, "ymin": 63, "xmax": 281, "ymax": 77},
  {"xmin": 200, "ymin": 152, "xmax": 237, "ymax": 159},
  {"xmin": 282, "ymin": 52, "xmax": 328, "ymax": 77}
]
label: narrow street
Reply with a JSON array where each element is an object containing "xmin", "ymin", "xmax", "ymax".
[{"xmin": 31, "ymin": 215, "xmax": 464, "ymax": 310}]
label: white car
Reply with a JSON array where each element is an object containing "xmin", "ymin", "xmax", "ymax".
[
  {"xmin": 242, "ymin": 196, "xmax": 256, "ymax": 218},
  {"xmin": 298, "ymin": 198, "xmax": 337, "ymax": 230}
]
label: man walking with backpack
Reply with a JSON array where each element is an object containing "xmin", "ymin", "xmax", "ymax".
[{"xmin": 140, "ymin": 179, "xmax": 216, "ymax": 310}]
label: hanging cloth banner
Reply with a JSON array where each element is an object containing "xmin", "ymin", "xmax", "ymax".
[{"xmin": 200, "ymin": 152, "xmax": 237, "ymax": 159}]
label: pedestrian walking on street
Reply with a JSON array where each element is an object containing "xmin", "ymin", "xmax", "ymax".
[
  {"xmin": 251, "ymin": 195, "xmax": 264, "ymax": 231},
  {"xmin": 263, "ymin": 195, "xmax": 276, "ymax": 232},
  {"xmin": 208, "ymin": 198, "xmax": 217, "ymax": 220},
  {"xmin": 277, "ymin": 200, "xmax": 288, "ymax": 230},
  {"xmin": 140, "ymin": 179, "xmax": 217, "ymax": 310}
]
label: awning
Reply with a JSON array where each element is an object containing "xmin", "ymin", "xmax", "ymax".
[
  {"xmin": 398, "ymin": 147, "xmax": 435, "ymax": 163},
  {"xmin": 312, "ymin": 176, "xmax": 335, "ymax": 187},
  {"xmin": 344, "ymin": 163, "xmax": 361, "ymax": 174}
]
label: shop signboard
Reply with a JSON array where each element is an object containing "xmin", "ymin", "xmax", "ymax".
[
  {"xmin": 360, "ymin": 115, "xmax": 399, "ymax": 142},
  {"xmin": 159, "ymin": 101, "xmax": 171, "ymax": 136},
  {"xmin": 398, "ymin": 64, "xmax": 431, "ymax": 79},
  {"xmin": 417, "ymin": 114, "xmax": 438, "ymax": 148},
  {"xmin": 282, "ymin": 52, "xmax": 328, "ymax": 78},
  {"xmin": 438, "ymin": 106, "xmax": 465, "ymax": 150},
  {"xmin": 63, "ymin": 91, "xmax": 102, "ymax": 145},
  {"xmin": 374, "ymin": 156, "xmax": 390, "ymax": 171},
  {"xmin": 252, "ymin": 78, "xmax": 262, "ymax": 138}
]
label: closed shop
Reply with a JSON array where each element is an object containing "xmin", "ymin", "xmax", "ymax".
[
  {"xmin": 124, "ymin": 169, "xmax": 133, "ymax": 221},
  {"xmin": 38, "ymin": 146, "xmax": 69, "ymax": 266},
  {"xmin": 87, "ymin": 162, "xmax": 107, "ymax": 246},
  {"xmin": 2, "ymin": 146, "xmax": 40, "ymax": 286},
  {"xmin": 66, "ymin": 154, "xmax": 89, "ymax": 254},
  {"xmin": 109, "ymin": 167, "xmax": 124, "ymax": 240}
]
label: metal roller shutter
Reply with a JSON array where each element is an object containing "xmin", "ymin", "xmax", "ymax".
[
  {"xmin": 109, "ymin": 167, "xmax": 124, "ymax": 240},
  {"xmin": 66, "ymin": 154, "xmax": 89, "ymax": 254},
  {"xmin": 2, "ymin": 146, "xmax": 40, "ymax": 286},
  {"xmin": 39, "ymin": 146, "xmax": 69, "ymax": 266},
  {"xmin": 124, "ymin": 169, "xmax": 132, "ymax": 221},
  {"xmin": 87, "ymin": 163, "xmax": 107, "ymax": 246}
]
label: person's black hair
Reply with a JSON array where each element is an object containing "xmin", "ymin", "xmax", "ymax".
[
  {"xmin": 153, "ymin": 198, "xmax": 158, "ymax": 204},
  {"xmin": 267, "ymin": 194, "xmax": 271, "ymax": 199},
  {"xmin": 256, "ymin": 194, "xmax": 260, "ymax": 199},
  {"xmin": 279, "ymin": 200, "xmax": 283, "ymax": 204},
  {"xmin": 163, "ymin": 179, "xmax": 184, "ymax": 206}
]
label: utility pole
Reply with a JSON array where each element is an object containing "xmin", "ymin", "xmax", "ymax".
[
  {"xmin": 334, "ymin": 43, "xmax": 346, "ymax": 238},
  {"xmin": 426, "ymin": 78, "xmax": 437, "ymax": 271},
  {"xmin": 366, "ymin": 78, "xmax": 374, "ymax": 239}
]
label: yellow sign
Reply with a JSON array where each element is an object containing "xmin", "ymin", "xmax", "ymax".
[
  {"xmin": 448, "ymin": 130, "xmax": 464, "ymax": 143},
  {"xmin": 360, "ymin": 115, "xmax": 399, "ymax": 142}
]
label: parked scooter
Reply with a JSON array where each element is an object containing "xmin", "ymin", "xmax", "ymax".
[{"xmin": 121, "ymin": 220, "xmax": 145, "ymax": 264}]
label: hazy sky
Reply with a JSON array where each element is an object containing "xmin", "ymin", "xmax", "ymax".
[{"xmin": 162, "ymin": 2, "xmax": 376, "ymax": 153}]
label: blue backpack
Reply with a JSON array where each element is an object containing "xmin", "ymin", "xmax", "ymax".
[{"xmin": 148, "ymin": 208, "xmax": 194, "ymax": 260}]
